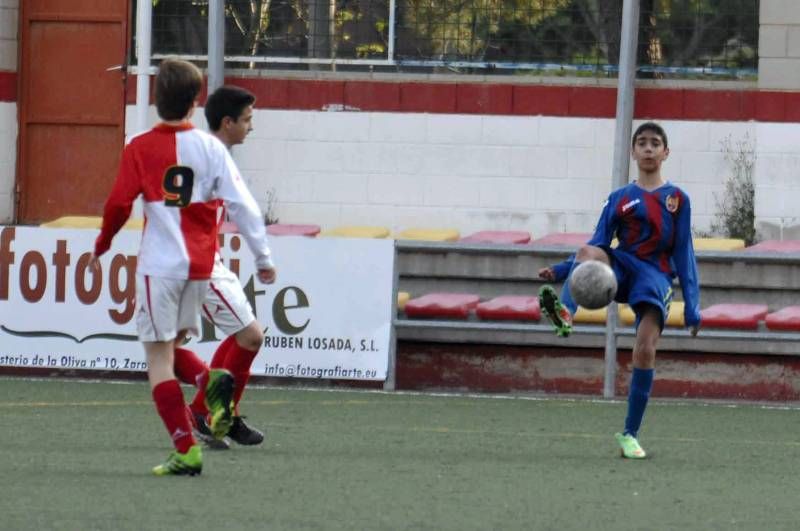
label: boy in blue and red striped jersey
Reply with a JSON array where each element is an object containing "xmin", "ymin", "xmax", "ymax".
[
  {"xmin": 538, "ymin": 122, "xmax": 701, "ymax": 459},
  {"xmin": 91, "ymin": 59, "xmax": 276, "ymax": 476}
]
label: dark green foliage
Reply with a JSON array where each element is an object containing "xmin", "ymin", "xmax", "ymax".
[{"xmin": 141, "ymin": 0, "xmax": 758, "ymax": 76}]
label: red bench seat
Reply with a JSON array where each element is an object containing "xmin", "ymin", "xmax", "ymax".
[
  {"xmin": 530, "ymin": 232, "xmax": 591, "ymax": 248},
  {"xmin": 765, "ymin": 306, "xmax": 800, "ymax": 331},
  {"xmin": 267, "ymin": 223, "xmax": 321, "ymax": 237},
  {"xmin": 476, "ymin": 296, "xmax": 541, "ymax": 321},
  {"xmin": 404, "ymin": 293, "xmax": 480, "ymax": 319},
  {"xmin": 699, "ymin": 303, "xmax": 769, "ymax": 330},
  {"xmin": 220, "ymin": 222, "xmax": 321, "ymax": 237},
  {"xmin": 460, "ymin": 231, "xmax": 531, "ymax": 245},
  {"xmin": 744, "ymin": 240, "xmax": 800, "ymax": 253}
]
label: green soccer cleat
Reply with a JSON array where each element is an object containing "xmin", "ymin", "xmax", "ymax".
[
  {"xmin": 538, "ymin": 285, "xmax": 573, "ymax": 338},
  {"xmin": 152, "ymin": 445, "xmax": 203, "ymax": 476},
  {"xmin": 204, "ymin": 369, "xmax": 235, "ymax": 440},
  {"xmin": 615, "ymin": 432, "xmax": 647, "ymax": 459}
]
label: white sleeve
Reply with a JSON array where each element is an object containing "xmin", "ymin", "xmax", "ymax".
[{"xmin": 214, "ymin": 148, "xmax": 274, "ymax": 270}]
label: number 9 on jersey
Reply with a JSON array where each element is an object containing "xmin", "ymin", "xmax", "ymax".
[{"xmin": 162, "ymin": 166, "xmax": 195, "ymax": 207}]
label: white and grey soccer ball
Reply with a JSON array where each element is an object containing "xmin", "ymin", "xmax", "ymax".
[{"xmin": 569, "ymin": 260, "xmax": 618, "ymax": 310}]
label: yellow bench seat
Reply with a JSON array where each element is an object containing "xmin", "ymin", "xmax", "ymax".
[
  {"xmin": 573, "ymin": 301, "xmax": 686, "ymax": 327},
  {"xmin": 319, "ymin": 226, "xmax": 390, "ymax": 239},
  {"xmin": 395, "ymin": 228, "xmax": 460, "ymax": 242},
  {"xmin": 693, "ymin": 238, "xmax": 745, "ymax": 251},
  {"xmin": 41, "ymin": 216, "xmax": 143, "ymax": 230}
]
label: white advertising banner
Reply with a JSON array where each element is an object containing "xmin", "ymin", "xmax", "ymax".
[{"xmin": 0, "ymin": 226, "xmax": 394, "ymax": 380}]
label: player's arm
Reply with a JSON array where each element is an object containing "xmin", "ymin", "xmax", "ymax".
[
  {"xmin": 539, "ymin": 257, "xmax": 575, "ymax": 282},
  {"xmin": 673, "ymin": 191, "xmax": 701, "ymax": 334},
  {"xmin": 214, "ymin": 149, "xmax": 276, "ymax": 282},
  {"xmin": 541, "ymin": 195, "xmax": 615, "ymax": 282},
  {"xmin": 587, "ymin": 194, "xmax": 617, "ymax": 248},
  {"xmin": 94, "ymin": 147, "xmax": 142, "ymax": 258}
]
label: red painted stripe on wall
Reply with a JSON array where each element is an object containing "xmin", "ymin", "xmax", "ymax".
[
  {"xmin": 567, "ymin": 86, "xmax": 617, "ymax": 117},
  {"xmin": 0, "ymin": 71, "xmax": 16, "ymax": 102},
  {"xmin": 119, "ymin": 74, "xmax": 800, "ymax": 122},
  {"xmin": 344, "ymin": 81, "xmax": 401, "ymax": 111},
  {"xmin": 512, "ymin": 85, "xmax": 570, "ymax": 116},
  {"xmin": 457, "ymin": 84, "xmax": 513, "ymax": 114},
  {"xmin": 400, "ymin": 83, "xmax": 457, "ymax": 113}
]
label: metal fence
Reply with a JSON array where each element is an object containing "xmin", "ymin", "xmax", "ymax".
[{"xmin": 139, "ymin": 0, "xmax": 759, "ymax": 78}]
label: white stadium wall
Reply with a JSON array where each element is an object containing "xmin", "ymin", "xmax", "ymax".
[
  {"xmin": 755, "ymin": 122, "xmax": 800, "ymax": 239},
  {"xmin": 0, "ymin": 0, "xmax": 18, "ymax": 224},
  {"xmin": 121, "ymin": 96, "xmax": 794, "ymax": 241},
  {"xmin": 224, "ymin": 111, "xmax": 763, "ymax": 239},
  {"xmin": 1, "ymin": 0, "xmax": 798, "ymax": 239},
  {"xmin": 0, "ymin": 101, "xmax": 14, "ymax": 224},
  {"xmin": 241, "ymin": 113, "xmax": 795, "ymax": 240}
]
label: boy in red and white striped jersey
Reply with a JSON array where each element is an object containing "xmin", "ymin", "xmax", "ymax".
[{"xmin": 91, "ymin": 59, "xmax": 276, "ymax": 476}]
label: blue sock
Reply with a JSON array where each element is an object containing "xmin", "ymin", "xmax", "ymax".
[
  {"xmin": 624, "ymin": 368, "xmax": 654, "ymax": 437},
  {"xmin": 559, "ymin": 261, "xmax": 580, "ymax": 315}
]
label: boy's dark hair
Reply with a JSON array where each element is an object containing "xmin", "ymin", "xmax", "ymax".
[
  {"xmin": 632, "ymin": 121, "xmax": 668, "ymax": 149},
  {"xmin": 204, "ymin": 86, "xmax": 256, "ymax": 131},
  {"xmin": 155, "ymin": 59, "xmax": 202, "ymax": 121}
]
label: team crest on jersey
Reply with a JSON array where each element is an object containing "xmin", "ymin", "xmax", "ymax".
[{"xmin": 665, "ymin": 194, "xmax": 680, "ymax": 213}]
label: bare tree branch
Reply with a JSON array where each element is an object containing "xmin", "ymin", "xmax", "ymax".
[{"xmin": 674, "ymin": 8, "xmax": 725, "ymax": 65}]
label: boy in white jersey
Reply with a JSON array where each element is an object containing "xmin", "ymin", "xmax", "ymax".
[
  {"xmin": 91, "ymin": 59, "xmax": 276, "ymax": 476},
  {"xmin": 173, "ymin": 86, "xmax": 273, "ymax": 449}
]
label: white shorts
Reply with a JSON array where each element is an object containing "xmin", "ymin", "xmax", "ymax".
[
  {"xmin": 135, "ymin": 274, "xmax": 206, "ymax": 342},
  {"xmin": 202, "ymin": 261, "xmax": 256, "ymax": 337}
]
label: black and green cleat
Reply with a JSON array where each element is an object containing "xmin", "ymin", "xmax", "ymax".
[
  {"xmin": 538, "ymin": 285, "xmax": 573, "ymax": 338},
  {"xmin": 204, "ymin": 369, "xmax": 235, "ymax": 440},
  {"xmin": 192, "ymin": 411, "xmax": 231, "ymax": 450},
  {"xmin": 228, "ymin": 416, "xmax": 265, "ymax": 446}
]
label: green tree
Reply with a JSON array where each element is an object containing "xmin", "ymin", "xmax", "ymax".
[
  {"xmin": 145, "ymin": 0, "xmax": 757, "ymax": 74},
  {"xmin": 642, "ymin": 0, "xmax": 757, "ymax": 70},
  {"xmin": 396, "ymin": 0, "xmax": 571, "ymax": 61}
]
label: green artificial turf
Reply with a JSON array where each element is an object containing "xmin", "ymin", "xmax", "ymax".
[{"xmin": 1, "ymin": 378, "xmax": 799, "ymax": 530}]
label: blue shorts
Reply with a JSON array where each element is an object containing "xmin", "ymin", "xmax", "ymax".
[{"xmin": 601, "ymin": 247, "xmax": 673, "ymax": 330}]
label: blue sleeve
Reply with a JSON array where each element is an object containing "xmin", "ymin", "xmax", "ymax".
[
  {"xmin": 552, "ymin": 257, "xmax": 575, "ymax": 282},
  {"xmin": 673, "ymin": 193, "xmax": 701, "ymax": 327},
  {"xmin": 551, "ymin": 197, "xmax": 615, "ymax": 315},
  {"xmin": 587, "ymin": 195, "xmax": 616, "ymax": 247}
]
